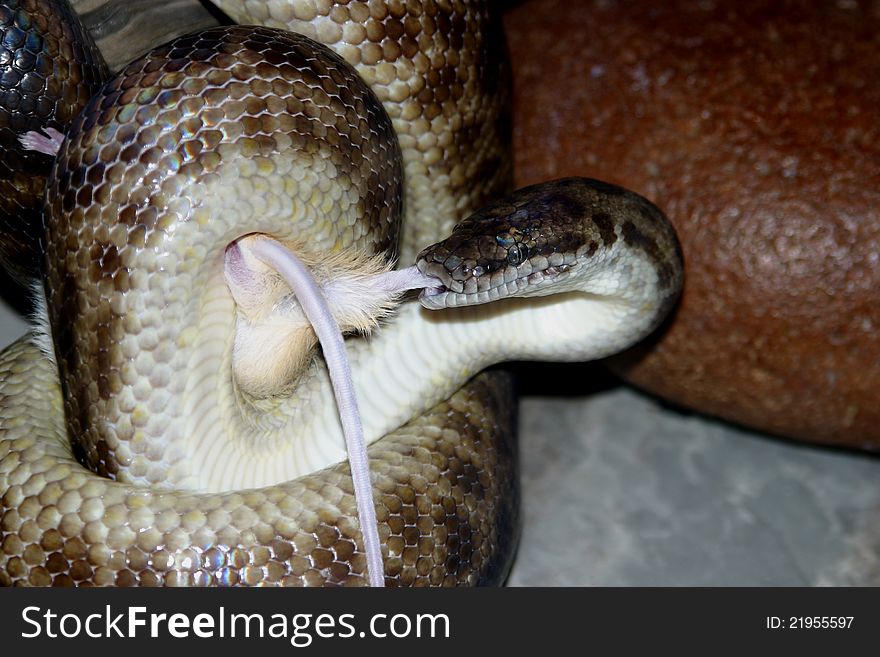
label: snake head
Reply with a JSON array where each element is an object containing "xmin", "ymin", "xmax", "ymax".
[
  {"xmin": 416, "ymin": 178, "xmax": 684, "ymax": 317},
  {"xmin": 415, "ymin": 179, "xmax": 602, "ymax": 310}
]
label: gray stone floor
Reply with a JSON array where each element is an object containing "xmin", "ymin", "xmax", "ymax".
[
  {"xmin": 507, "ymin": 363, "xmax": 880, "ymax": 586},
  {"xmin": 2, "ymin": 295, "xmax": 878, "ymax": 586}
]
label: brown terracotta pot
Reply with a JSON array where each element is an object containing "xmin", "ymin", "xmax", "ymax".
[{"xmin": 504, "ymin": 0, "xmax": 880, "ymax": 448}]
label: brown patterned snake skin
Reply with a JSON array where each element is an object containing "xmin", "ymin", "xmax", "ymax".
[
  {"xmin": 0, "ymin": 0, "xmax": 682, "ymax": 586},
  {"xmin": 0, "ymin": 0, "xmax": 107, "ymax": 280}
]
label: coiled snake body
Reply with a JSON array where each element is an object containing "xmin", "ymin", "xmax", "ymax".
[{"xmin": 0, "ymin": 0, "xmax": 682, "ymax": 586}]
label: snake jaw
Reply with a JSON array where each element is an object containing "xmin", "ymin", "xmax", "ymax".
[{"xmin": 415, "ymin": 249, "xmax": 580, "ymax": 310}]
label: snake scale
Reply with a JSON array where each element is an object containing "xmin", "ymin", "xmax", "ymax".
[{"xmin": 0, "ymin": 0, "xmax": 683, "ymax": 586}]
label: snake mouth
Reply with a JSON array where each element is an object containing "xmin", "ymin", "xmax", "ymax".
[
  {"xmin": 416, "ymin": 257, "xmax": 575, "ymax": 310},
  {"xmin": 418, "ymin": 283, "xmax": 453, "ymax": 310}
]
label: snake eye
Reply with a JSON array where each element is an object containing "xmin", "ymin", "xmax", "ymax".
[{"xmin": 507, "ymin": 243, "xmax": 528, "ymax": 266}]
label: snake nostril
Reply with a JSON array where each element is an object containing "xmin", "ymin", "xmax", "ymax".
[{"xmin": 452, "ymin": 263, "xmax": 469, "ymax": 280}]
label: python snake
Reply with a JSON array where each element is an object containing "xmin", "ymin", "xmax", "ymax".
[{"xmin": 0, "ymin": 0, "xmax": 683, "ymax": 586}]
